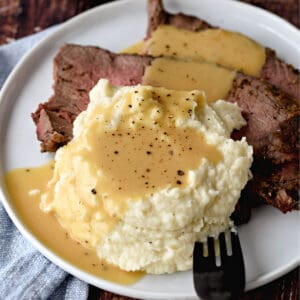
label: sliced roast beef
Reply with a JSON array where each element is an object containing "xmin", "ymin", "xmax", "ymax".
[
  {"xmin": 227, "ymin": 73, "xmax": 299, "ymax": 165},
  {"xmin": 246, "ymin": 160, "xmax": 299, "ymax": 212},
  {"xmin": 261, "ymin": 49, "xmax": 300, "ymax": 102},
  {"xmin": 146, "ymin": 0, "xmax": 300, "ymax": 100},
  {"xmin": 226, "ymin": 72, "xmax": 299, "ymax": 219},
  {"xmin": 232, "ymin": 160, "xmax": 299, "ymax": 225}
]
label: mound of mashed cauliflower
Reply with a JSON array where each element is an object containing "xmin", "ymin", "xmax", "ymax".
[{"xmin": 41, "ymin": 79, "xmax": 252, "ymax": 274}]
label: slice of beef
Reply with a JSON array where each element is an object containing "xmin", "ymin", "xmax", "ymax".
[
  {"xmin": 146, "ymin": 0, "xmax": 300, "ymax": 100},
  {"xmin": 32, "ymin": 45, "xmax": 152, "ymax": 152},
  {"xmin": 261, "ymin": 49, "xmax": 300, "ymax": 102},
  {"xmin": 227, "ymin": 73, "xmax": 299, "ymax": 165},
  {"xmin": 226, "ymin": 73, "xmax": 299, "ymax": 219},
  {"xmin": 245, "ymin": 160, "xmax": 299, "ymax": 212},
  {"xmin": 232, "ymin": 160, "xmax": 299, "ymax": 225}
]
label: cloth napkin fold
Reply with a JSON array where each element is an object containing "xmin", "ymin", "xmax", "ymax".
[{"xmin": 0, "ymin": 28, "xmax": 89, "ymax": 300}]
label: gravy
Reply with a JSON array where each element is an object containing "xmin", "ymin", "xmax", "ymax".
[
  {"xmin": 123, "ymin": 26, "xmax": 265, "ymax": 102},
  {"xmin": 143, "ymin": 57, "xmax": 236, "ymax": 102},
  {"xmin": 5, "ymin": 162, "xmax": 143, "ymax": 284},
  {"xmin": 146, "ymin": 25, "xmax": 266, "ymax": 76}
]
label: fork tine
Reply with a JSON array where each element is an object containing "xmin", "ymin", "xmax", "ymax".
[
  {"xmin": 219, "ymin": 232, "xmax": 227, "ymax": 264},
  {"xmin": 193, "ymin": 242, "xmax": 203, "ymax": 273},
  {"xmin": 193, "ymin": 240, "xmax": 217, "ymax": 273},
  {"xmin": 219, "ymin": 231, "xmax": 245, "ymax": 298}
]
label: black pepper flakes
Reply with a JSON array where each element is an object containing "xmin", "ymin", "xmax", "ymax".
[
  {"xmin": 146, "ymin": 151, "xmax": 152, "ymax": 155},
  {"xmin": 177, "ymin": 170, "xmax": 185, "ymax": 176},
  {"xmin": 176, "ymin": 180, "xmax": 182, "ymax": 185},
  {"xmin": 91, "ymin": 188, "xmax": 97, "ymax": 195},
  {"xmin": 114, "ymin": 150, "xmax": 119, "ymax": 154}
]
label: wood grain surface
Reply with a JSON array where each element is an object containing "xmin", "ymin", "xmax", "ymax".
[{"xmin": 0, "ymin": 0, "xmax": 299, "ymax": 299}]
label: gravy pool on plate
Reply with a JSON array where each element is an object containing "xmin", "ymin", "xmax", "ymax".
[{"xmin": 5, "ymin": 161, "xmax": 143, "ymax": 284}]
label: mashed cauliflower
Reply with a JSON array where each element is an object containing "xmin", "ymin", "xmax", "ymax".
[{"xmin": 41, "ymin": 79, "xmax": 252, "ymax": 274}]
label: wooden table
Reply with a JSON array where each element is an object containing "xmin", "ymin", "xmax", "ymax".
[{"xmin": 0, "ymin": 0, "xmax": 299, "ymax": 299}]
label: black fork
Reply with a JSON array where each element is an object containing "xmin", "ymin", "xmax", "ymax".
[{"xmin": 193, "ymin": 228, "xmax": 245, "ymax": 300}]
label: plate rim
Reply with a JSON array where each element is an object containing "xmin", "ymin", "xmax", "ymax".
[{"xmin": 0, "ymin": 0, "xmax": 299, "ymax": 298}]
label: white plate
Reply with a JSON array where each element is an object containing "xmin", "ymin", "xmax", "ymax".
[{"xmin": 0, "ymin": 0, "xmax": 299, "ymax": 299}]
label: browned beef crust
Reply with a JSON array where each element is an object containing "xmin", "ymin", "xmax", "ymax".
[
  {"xmin": 247, "ymin": 160, "xmax": 299, "ymax": 212},
  {"xmin": 146, "ymin": 0, "xmax": 212, "ymax": 38},
  {"xmin": 226, "ymin": 73, "xmax": 299, "ymax": 222},
  {"xmin": 227, "ymin": 73, "xmax": 299, "ymax": 165},
  {"xmin": 232, "ymin": 160, "xmax": 299, "ymax": 225},
  {"xmin": 261, "ymin": 49, "xmax": 300, "ymax": 102},
  {"xmin": 146, "ymin": 0, "xmax": 300, "ymax": 101}
]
